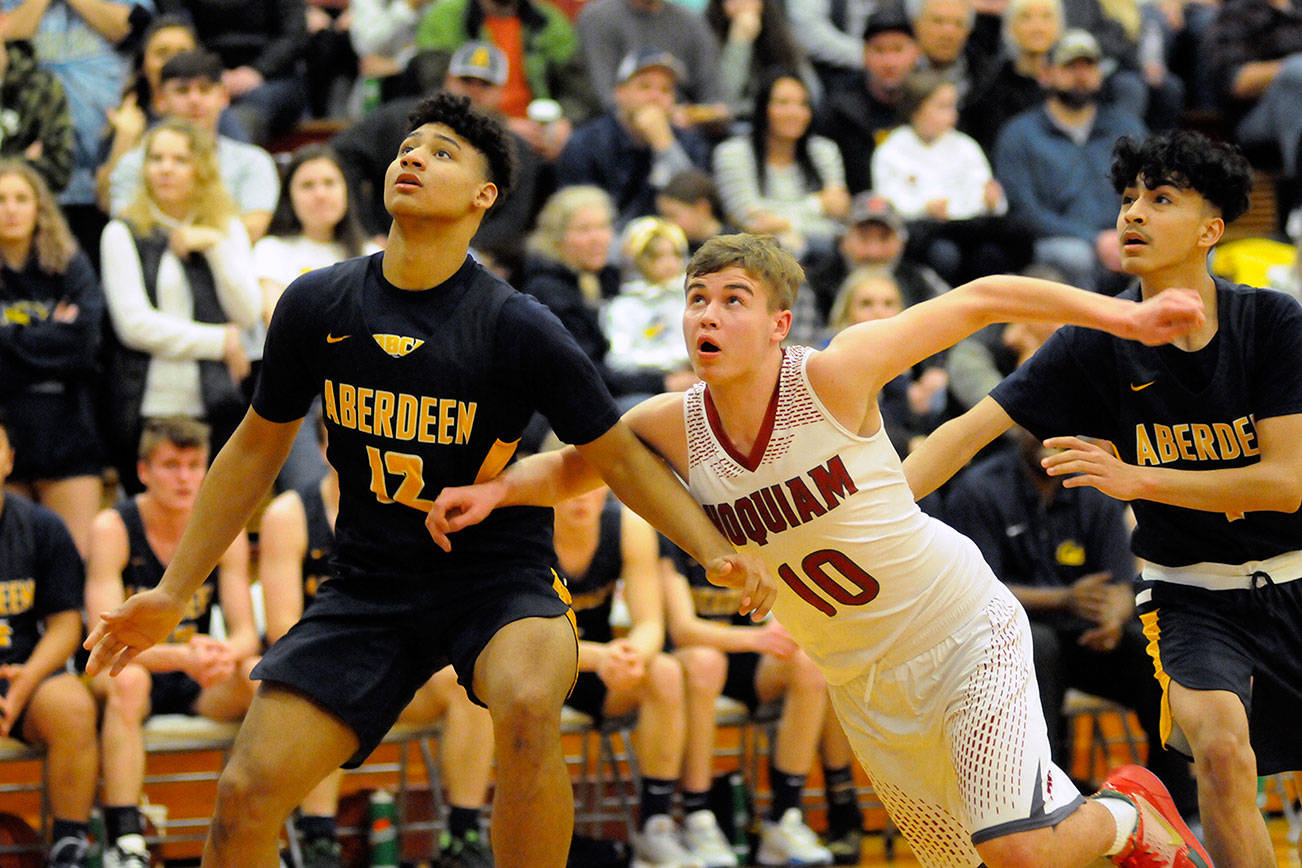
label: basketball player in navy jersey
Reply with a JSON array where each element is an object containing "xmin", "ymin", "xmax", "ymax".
[
  {"xmin": 427, "ymin": 232, "xmax": 1212, "ymax": 868},
  {"xmin": 905, "ymin": 130, "xmax": 1302, "ymax": 868},
  {"xmin": 0, "ymin": 410, "xmax": 100, "ymax": 868},
  {"xmin": 258, "ymin": 418, "xmax": 496, "ymax": 867},
  {"xmin": 83, "ymin": 92, "xmax": 774, "ymax": 868}
]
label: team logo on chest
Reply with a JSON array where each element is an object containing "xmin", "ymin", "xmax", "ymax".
[{"xmin": 373, "ymin": 334, "xmax": 425, "ymax": 358}]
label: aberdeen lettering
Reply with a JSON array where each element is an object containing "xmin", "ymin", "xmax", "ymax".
[
  {"xmin": 1134, "ymin": 416, "xmax": 1259, "ymax": 466},
  {"xmin": 702, "ymin": 456, "xmax": 858, "ymax": 546},
  {"xmin": 322, "ymin": 378, "xmax": 477, "ymax": 445}
]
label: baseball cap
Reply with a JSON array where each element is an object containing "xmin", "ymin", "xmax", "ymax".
[
  {"xmin": 448, "ymin": 41, "xmax": 508, "ymax": 86},
  {"xmin": 616, "ymin": 49, "xmax": 686, "ymax": 85},
  {"xmin": 863, "ymin": 5, "xmax": 914, "ymax": 42},
  {"xmin": 849, "ymin": 193, "xmax": 904, "ymax": 232},
  {"xmin": 1050, "ymin": 29, "xmax": 1102, "ymax": 66}
]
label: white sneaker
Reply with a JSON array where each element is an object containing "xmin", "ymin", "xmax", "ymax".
[
  {"xmin": 756, "ymin": 808, "xmax": 833, "ymax": 866},
  {"xmin": 682, "ymin": 809, "xmax": 739, "ymax": 867},
  {"xmin": 632, "ymin": 814, "xmax": 705, "ymax": 868},
  {"xmin": 103, "ymin": 833, "xmax": 151, "ymax": 868}
]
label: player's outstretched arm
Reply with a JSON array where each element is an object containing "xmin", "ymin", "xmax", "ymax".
[
  {"xmin": 84, "ymin": 409, "xmax": 301, "ymax": 677},
  {"xmin": 574, "ymin": 419, "xmax": 777, "ymax": 620},
  {"xmin": 902, "ymin": 396, "xmax": 1016, "ymax": 500},
  {"xmin": 1042, "ymin": 412, "xmax": 1302, "ymax": 513},
  {"xmin": 814, "ymin": 276, "xmax": 1205, "ymax": 399}
]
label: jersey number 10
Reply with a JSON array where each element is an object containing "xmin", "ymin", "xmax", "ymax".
[{"xmin": 777, "ymin": 549, "xmax": 879, "ymax": 617}]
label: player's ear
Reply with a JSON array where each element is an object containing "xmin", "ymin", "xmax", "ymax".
[
  {"xmin": 474, "ymin": 181, "xmax": 498, "ymax": 211},
  {"xmin": 772, "ymin": 308, "xmax": 792, "ymax": 343},
  {"xmin": 1197, "ymin": 215, "xmax": 1224, "ymax": 249}
]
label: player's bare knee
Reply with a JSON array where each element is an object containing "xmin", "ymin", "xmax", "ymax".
[
  {"xmin": 644, "ymin": 653, "xmax": 685, "ymax": 704},
  {"xmin": 214, "ymin": 757, "xmax": 284, "ymax": 831},
  {"xmin": 1194, "ymin": 733, "xmax": 1256, "ymax": 789},
  {"xmin": 677, "ymin": 646, "xmax": 726, "ymax": 695},
  {"xmin": 40, "ymin": 681, "xmax": 98, "ymax": 747},
  {"xmin": 105, "ymin": 665, "xmax": 152, "ymax": 719},
  {"xmin": 790, "ymin": 650, "xmax": 826, "ymax": 694}
]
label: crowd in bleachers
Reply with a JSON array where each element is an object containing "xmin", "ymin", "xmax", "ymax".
[{"xmin": 3, "ymin": 0, "xmax": 1302, "ymax": 865}]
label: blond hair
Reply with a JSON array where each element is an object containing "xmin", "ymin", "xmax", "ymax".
[
  {"xmin": 685, "ymin": 233, "xmax": 804, "ymax": 312},
  {"xmin": 526, "ymin": 185, "xmax": 614, "ymax": 266},
  {"xmin": 0, "ymin": 159, "xmax": 78, "ymax": 274},
  {"xmin": 827, "ymin": 266, "xmax": 900, "ymax": 330},
  {"xmin": 621, "ymin": 216, "xmax": 687, "ymax": 279},
  {"xmin": 120, "ymin": 119, "xmax": 238, "ymax": 236}
]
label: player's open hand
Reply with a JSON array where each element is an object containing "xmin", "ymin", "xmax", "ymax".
[
  {"xmin": 1121, "ymin": 288, "xmax": 1205, "ymax": 345},
  {"xmin": 84, "ymin": 588, "xmax": 185, "ymax": 677},
  {"xmin": 704, "ymin": 552, "xmax": 777, "ymax": 621},
  {"xmin": 1042, "ymin": 435, "xmax": 1144, "ymax": 500},
  {"xmin": 426, "ymin": 479, "xmax": 506, "ymax": 552}
]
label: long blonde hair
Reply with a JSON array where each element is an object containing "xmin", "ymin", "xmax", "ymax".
[
  {"xmin": 120, "ymin": 118, "xmax": 237, "ymax": 236},
  {"xmin": 526, "ymin": 185, "xmax": 614, "ymax": 266},
  {"xmin": 0, "ymin": 159, "xmax": 78, "ymax": 274}
]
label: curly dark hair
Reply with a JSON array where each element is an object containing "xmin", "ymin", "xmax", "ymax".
[
  {"xmin": 405, "ymin": 92, "xmax": 516, "ymax": 202},
  {"xmin": 1109, "ymin": 131, "xmax": 1252, "ymax": 224}
]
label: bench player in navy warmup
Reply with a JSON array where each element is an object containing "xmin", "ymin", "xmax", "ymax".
[
  {"xmin": 906, "ymin": 131, "xmax": 1302, "ymax": 868},
  {"xmin": 83, "ymin": 92, "xmax": 774, "ymax": 868}
]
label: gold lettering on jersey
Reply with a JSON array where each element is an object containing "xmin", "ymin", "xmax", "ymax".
[
  {"xmin": 357, "ymin": 387, "xmax": 374, "ymax": 434},
  {"xmin": 0, "ymin": 579, "xmax": 35, "ymax": 615},
  {"xmin": 373, "ymin": 334, "xmax": 425, "ymax": 358},
  {"xmin": 323, "ymin": 380, "xmax": 477, "ymax": 445},
  {"xmin": 0, "ymin": 620, "xmax": 11, "ymax": 648},
  {"xmin": 1134, "ymin": 415, "xmax": 1258, "ymax": 466},
  {"xmin": 702, "ymin": 456, "xmax": 859, "ymax": 546}
]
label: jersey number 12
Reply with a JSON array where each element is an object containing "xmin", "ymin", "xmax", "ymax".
[
  {"xmin": 777, "ymin": 549, "xmax": 879, "ymax": 616},
  {"xmin": 366, "ymin": 446, "xmax": 434, "ymax": 512}
]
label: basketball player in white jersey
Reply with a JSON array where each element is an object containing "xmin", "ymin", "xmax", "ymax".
[{"xmin": 426, "ymin": 234, "xmax": 1212, "ymax": 868}]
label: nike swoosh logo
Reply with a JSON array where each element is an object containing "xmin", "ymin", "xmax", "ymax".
[
  {"xmin": 326, "ymin": 334, "xmax": 350, "ymax": 344},
  {"xmin": 1130, "ymin": 381, "xmax": 1154, "ymax": 391}
]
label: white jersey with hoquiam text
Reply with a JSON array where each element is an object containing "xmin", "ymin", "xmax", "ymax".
[{"xmin": 684, "ymin": 346, "xmax": 996, "ymax": 684}]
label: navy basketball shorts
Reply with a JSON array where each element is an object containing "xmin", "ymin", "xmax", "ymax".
[
  {"xmin": 1136, "ymin": 576, "xmax": 1302, "ymax": 774},
  {"xmin": 253, "ymin": 565, "xmax": 576, "ymax": 767},
  {"xmin": 722, "ymin": 650, "xmax": 763, "ymax": 711},
  {"xmin": 566, "ymin": 671, "xmax": 610, "ymax": 722},
  {"xmin": 149, "ymin": 670, "xmax": 204, "ymax": 716}
]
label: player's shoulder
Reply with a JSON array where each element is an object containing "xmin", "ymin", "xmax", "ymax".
[{"xmin": 278, "ymin": 252, "xmax": 379, "ymax": 312}]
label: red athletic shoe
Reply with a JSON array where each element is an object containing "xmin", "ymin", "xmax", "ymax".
[{"xmin": 1099, "ymin": 765, "xmax": 1213, "ymax": 868}]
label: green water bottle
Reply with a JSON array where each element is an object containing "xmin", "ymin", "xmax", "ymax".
[
  {"xmin": 368, "ymin": 789, "xmax": 399, "ymax": 868},
  {"xmin": 87, "ymin": 809, "xmax": 104, "ymax": 868},
  {"xmin": 728, "ymin": 771, "xmax": 751, "ymax": 861}
]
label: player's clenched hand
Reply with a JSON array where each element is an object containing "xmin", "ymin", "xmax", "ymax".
[
  {"xmin": 187, "ymin": 635, "xmax": 236, "ymax": 688},
  {"xmin": 426, "ymin": 479, "xmax": 506, "ymax": 552},
  {"xmin": 84, "ymin": 588, "xmax": 185, "ymax": 677},
  {"xmin": 1042, "ymin": 435, "xmax": 1145, "ymax": 500},
  {"xmin": 1120, "ymin": 288, "xmax": 1204, "ymax": 345},
  {"xmin": 705, "ymin": 552, "xmax": 777, "ymax": 621}
]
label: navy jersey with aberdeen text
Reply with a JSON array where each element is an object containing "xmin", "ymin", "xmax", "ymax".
[
  {"xmin": 253, "ymin": 253, "xmax": 622, "ymax": 577},
  {"xmin": 0, "ymin": 494, "xmax": 83, "ymax": 665},
  {"xmin": 991, "ymin": 281, "xmax": 1302, "ymax": 566},
  {"xmin": 118, "ymin": 498, "xmax": 220, "ymax": 645}
]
